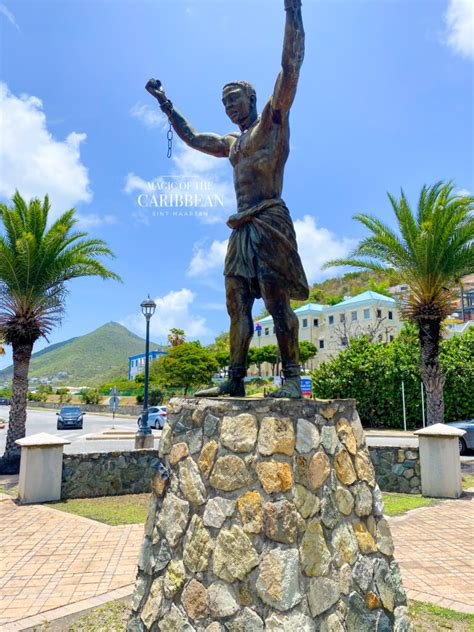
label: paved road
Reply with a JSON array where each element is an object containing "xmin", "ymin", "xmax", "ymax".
[
  {"xmin": 0, "ymin": 407, "xmax": 161, "ymax": 454},
  {"xmin": 1, "ymin": 407, "xmax": 472, "ymax": 460}
]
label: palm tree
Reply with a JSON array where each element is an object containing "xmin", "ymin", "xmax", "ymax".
[
  {"xmin": 0, "ymin": 192, "xmax": 121, "ymax": 472},
  {"xmin": 325, "ymin": 182, "xmax": 474, "ymax": 425}
]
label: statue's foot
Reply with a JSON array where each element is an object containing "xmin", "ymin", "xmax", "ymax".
[
  {"xmin": 195, "ymin": 378, "xmax": 245, "ymax": 398},
  {"xmin": 268, "ymin": 377, "xmax": 302, "ymax": 399}
]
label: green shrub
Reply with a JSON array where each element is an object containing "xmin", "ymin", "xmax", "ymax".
[
  {"xmin": 27, "ymin": 391, "xmax": 47, "ymax": 402},
  {"xmin": 311, "ymin": 326, "xmax": 474, "ymax": 428},
  {"xmin": 79, "ymin": 388, "xmax": 101, "ymax": 405}
]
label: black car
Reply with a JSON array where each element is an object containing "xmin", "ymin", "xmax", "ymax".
[
  {"xmin": 0, "ymin": 397, "xmax": 10, "ymax": 405},
  {"xmin": 57, "ymin": 406, "xmax": 85, "ymax": 430}
]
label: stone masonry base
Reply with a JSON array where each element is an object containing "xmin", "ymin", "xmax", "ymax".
[{"xmin": 127, "ymin": 397, "xmax": 412, "ymax": 631}]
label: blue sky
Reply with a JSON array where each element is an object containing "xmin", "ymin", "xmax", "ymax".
[{"xmin": 0, "ymin": 0, "xmax": 473, "ymax": 369}]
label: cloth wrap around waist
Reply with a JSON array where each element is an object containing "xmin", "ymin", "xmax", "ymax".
[{"xmin": 224, "ymin": 198, "xmax": 309, "ymax": 301}]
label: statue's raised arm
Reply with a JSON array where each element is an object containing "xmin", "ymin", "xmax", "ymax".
[
  {"xmin": 145, "ymin": 79, "xmax": 235, "ymax": 158},
  {"xmin": 272, "ymin": 0, "xmax": 305, "ymax": 114}
]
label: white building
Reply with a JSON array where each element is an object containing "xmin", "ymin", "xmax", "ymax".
[{"xmin": 250, "ymin": 290, "xmax": 402, "ymax": 373}]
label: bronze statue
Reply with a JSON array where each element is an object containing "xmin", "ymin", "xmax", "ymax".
[{"xmin": 146, "ymin": 0, "xmax": 309, "ymax": 398}]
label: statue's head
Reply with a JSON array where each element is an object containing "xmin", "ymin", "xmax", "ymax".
[{"xmin": 222, "ymin": 81, "xmax": 257, "ymax": 127}]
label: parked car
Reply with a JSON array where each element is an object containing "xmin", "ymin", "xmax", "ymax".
[
  {"xmin": 446, "ymin": 419, "xmax": 474, "ymax": 455},
  {"xmin": 0, "ymin": 397, "xmax": 10, "ymax": 405},
  {"xmin": 57, "ymin": 406, "xmax": 85, "ymax": 430},
  {"xmin": 137, "ymin": 406, "xmax": 167, "ymax": 430}
]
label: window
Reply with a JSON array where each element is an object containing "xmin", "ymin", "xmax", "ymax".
[
  {"xmin": 364, "ymin": 308, "xmax": 370, "ymax": 319},
  {"xmin": 313, "ymin": 318, "xmax": 319, "ymax": 327},
  {"xmin": 351, "ymin": 311, "xmax": 357, "ymax": 321},
  {"xmin": 377, "ymin": 309, "xmax": 382, "ymax": 319},
  {"xmin": 389, "ymin": 335, "xmax": 394, "ymax": 342},
  {"xmin": 319, "ymin": 340, "xmax": 325, "ymax": 349},
  {"xmin": 264, "ymin": 327, "xmax": 269, "ymax": 336},
  {"xmin": 272, "ymin": 326, "xmax": 276, "ymax": 334},
  {"xmin": 340, "ymin": 313, "xmax": 345, "ymax": 323},
  {"xmin": 341, "ymin": 336, "xmax": 348, "ymax": 346},
  {"xmin": 328, "ymin": 315, "xmax": 334, "ymax": 325},
  {"xmin": 302, "ymin": 318, "xmax": 308, "ymax": 328},
  {"xmin": 388, "ymin": 311, "xmax": 393, "ymax": 320}
]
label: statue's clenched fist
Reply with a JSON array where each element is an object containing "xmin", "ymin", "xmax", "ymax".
[{"xmin": 145, "ymin": 78, "xmax": 166, "ymax": 102}]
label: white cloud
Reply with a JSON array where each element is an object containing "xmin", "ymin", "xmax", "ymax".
[
  {"xmin": 130, "ymin": 102, "xmax": 168, "ymax": 130},
  {"xmin": 75, "ymin": 213, "xmax": 118, "ymax": 228},
  {"xmin": 187, "ymin": 238, "xmax": 228, "ymax": 277},
  {"xmin": 185, "ymin": 214, "xmax": 355, "ymax": 285},
  {"xmin": 444, "ymin": 0, "xmax": 474, "ymax": 59},
  {"xmin": 121, "ymin": 288, "xmax": 211, "ymax": 341},
  {"xmin": 0, "ymin": 83, "xmax": 92, "ymax": 217},
  {"xmin": 294, "ymin": 215, "xmax": 356, "ymax": 284},
  {"xmin": 456, "ymin": 187, "xmax": 472, "ymax": 196},
  {"xmin": 0, "ymin": 3, "xmax": 19, "ymax": 30}
]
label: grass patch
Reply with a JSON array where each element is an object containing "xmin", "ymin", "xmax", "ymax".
[
  {"xmin": 409, "ymin": 600, "xmax": 474, "ymax": 631},
  {"xmin": 382, "ymin": 492, "xmax": 438, "ymax": 517},
  {"xmin": 462, "ymin": 473, "xmax": 474, "ymax": 491},
  {"xmin": 46, "ymin": 494, "xmax": 149, "ymax": 526},
  {"xmin": 34, "ymin": 599, "xmax": 474, "ymax": 631},
  {"xmin": 68, "ymin": 598, "xmax": 130, "ymax": 631},
  {"xmin": 0, "ymin": 484, "xmax": 17, "ymax": 497}
]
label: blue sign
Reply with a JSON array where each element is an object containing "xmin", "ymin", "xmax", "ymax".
[
  {"xmin": 255, "ymin": 323, "xmax": 262, "ymax": 332},
  {"xmin": 300, "ymin": 376, "xmax": 312, "ymax": 397}
]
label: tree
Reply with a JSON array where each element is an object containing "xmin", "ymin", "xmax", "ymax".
[
  {"xmin": 207, "ymin": 331, "xmax": 230, "ymax": 370},
  {"xmin": 258, "ymin": 345, "xmax": 280, "ymax": 376},
  {"xmin": 167, "ymin": 328, "xmax": 186, "ymax": 346},
  {"xmin": 56, "ymin": 387, "xmax": 71, "ymax": 404},
  {"xmin": 153, "ymin": 341, "xmax": 219, "ymax": 395},
  {"xmin": 298, "ymin": 341, "xmax": 318, "ymax": 368},
  {"xmin": 247, "ymin": 347, "xmax": 267, "ymax": 376},
  {"xmin": 325, "ymin": 182, "xmax": 474, "ymax": 425},
  {"xmin": 79, "ymin": 388, "xmax": 101, "ymax": 405},
  {"xmin": 0, "ymin": 192, "xmax": 120, "ymax": 472}
]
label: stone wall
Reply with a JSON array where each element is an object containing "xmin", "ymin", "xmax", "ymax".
[
  {"xmin": 370, "ymin": 446, "xmax": 421, "ymax": 495},
  {"xmin": 60, "ymin": 445, "xmax": 420, "ymax": 500},
  {"xmin": 28, "ymin": 401, "xmax": 142, "ymax": 416},
  {"xmin": 127, "ymin": 397, "xmax": 411, "ymax": 631},
  {"xmin": 61, "ymin": 450, "xmax": 160, "ymax": 499}
]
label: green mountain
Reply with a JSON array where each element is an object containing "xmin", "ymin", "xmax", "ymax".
[{"xmin": 0, "ymin": 322, "xmax": 163, "ymax": 386}]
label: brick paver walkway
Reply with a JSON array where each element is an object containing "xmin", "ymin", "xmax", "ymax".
[
  {"xmin": 0, "ymin": 494, "xmax": 143, "ymax": 629},
  {"xmin": 390, "ymin": 490, "xmax": 474, "ymax": 614},
  {"xmin": 0, "ymin": 487, "xmax": 473, "ymax": 628}
]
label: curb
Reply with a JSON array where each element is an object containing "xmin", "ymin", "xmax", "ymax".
[{"xmin": 2, "ymin": 585, "xmax": 134, "ymax": 631}]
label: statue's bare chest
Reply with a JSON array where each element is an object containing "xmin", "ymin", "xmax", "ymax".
[{"xmin": 229, "ymin": 123, "xmax": 280, "ymax": 168}]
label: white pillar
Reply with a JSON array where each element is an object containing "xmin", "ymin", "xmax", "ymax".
[
  {"xmin": 414, "ymin": 424, "xmax": 465, "ymax": 498},
  {"xmin": 16, "ymin": 433, "xmax": 70, "ymax": 504}
]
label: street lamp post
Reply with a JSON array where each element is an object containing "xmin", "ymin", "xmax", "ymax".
[{"xmin": 135, "ymin": 295, "xmax": 156, "ymax": 449}]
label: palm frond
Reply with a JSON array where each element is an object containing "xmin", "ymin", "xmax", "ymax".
[{"xmin": 0, "ymin": 193, "xmax": 121, "ymax": 346}]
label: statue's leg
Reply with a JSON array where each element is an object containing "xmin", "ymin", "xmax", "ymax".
[
  {"xmin": 227, "ymin": 275, "xmax": 254, "ymax": 370},
  {"xmin": 195, "ymin": 276, "xmax": 254, "ymax": 397},
  {"xmin": 260, "ymin": 278, "xmax": 302, "ymax": 398}
]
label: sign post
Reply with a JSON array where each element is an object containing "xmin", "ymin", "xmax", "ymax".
[{"xmin": 109, "ymin": 387, "xmax": 120, "ymax": 423}]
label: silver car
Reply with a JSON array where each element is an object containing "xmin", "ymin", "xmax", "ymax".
[
  {"xmin": 137, "ymin": 406, "xmax": 167, "ymax": 430},
  {"xmin": 446, "ymin": 420, "xmax": 474, "ymax": 455}
]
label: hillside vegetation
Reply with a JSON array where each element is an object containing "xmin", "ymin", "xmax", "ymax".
[{"xmin": 0, "ymin": 322, "xmax": 163, "ymax": 387}]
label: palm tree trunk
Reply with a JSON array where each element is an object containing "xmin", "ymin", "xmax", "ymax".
[
  {"xmin": 418, "ymin": 319, "xmax": 445, "ymax": 426},
  {"xmin": 1, "ymin": 341, "xmax": 33, "ymax": 471}
]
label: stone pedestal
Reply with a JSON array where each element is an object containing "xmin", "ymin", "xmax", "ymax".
[
  {"xmin": 414, "ymin": 423, "xmax": 465, "ymax": 498},
  {"xmin": 128, "ymin": 397, "xmax": 412, "ymax": 631},
  {"xmin": 16, "ymin": 432, "xmax": 70, "ymax": 504}
]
